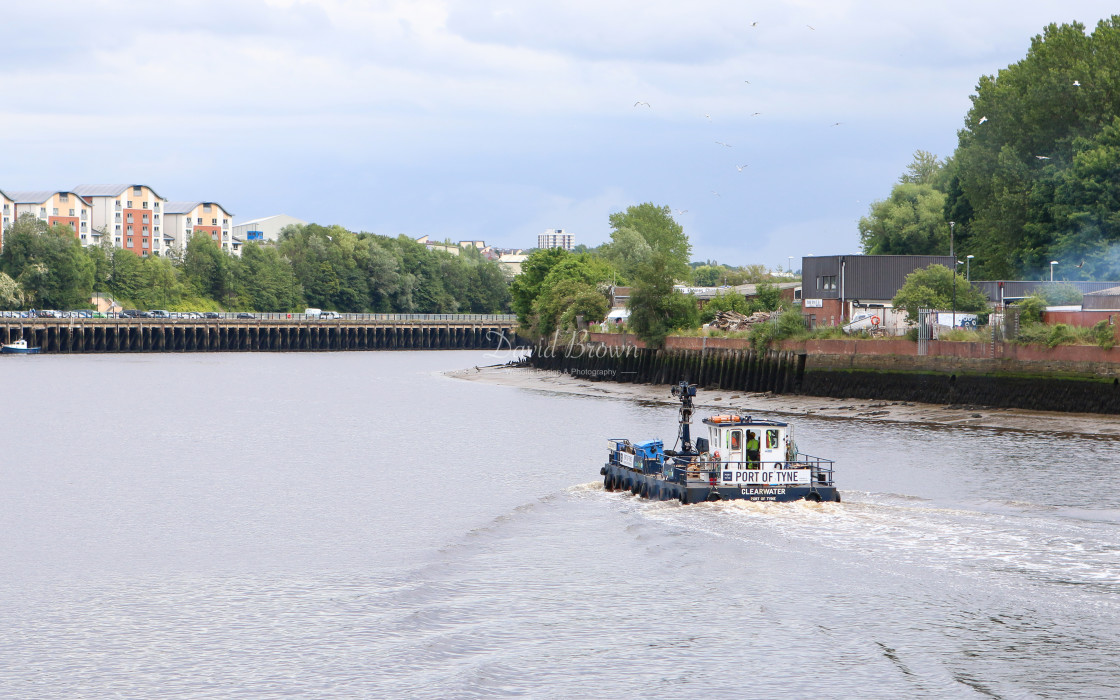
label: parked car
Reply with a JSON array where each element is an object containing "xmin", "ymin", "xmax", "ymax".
[
  {"xmin": 320, "ymin": 310, "xmax": 342, "ymax": 320},
  {"xmin": 183, "ymin": 312, "xmax": 201, "ymax": 319},
  {"xmin": 202, "ymin": 312, "xmax": 220, "ymax": 319},
  {"xmin": 149, "ymin": 310, "xmax": 171, "ymax": 319},
  {"xmin": 236, "ymin": 312, "xmax": 255, "ymax": 319},
  {"xmin": 120, "ymin": 309, "xmax": 143, "ymax": 318}
]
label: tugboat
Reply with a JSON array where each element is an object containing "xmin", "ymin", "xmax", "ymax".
[{"xmin": 601, "ymin": 382, "xmax": 839, "ymax": 504}]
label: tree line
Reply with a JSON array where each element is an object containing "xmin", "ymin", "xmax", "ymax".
[
  {"xmin": 0, "ymin": 215, "xmax": 511, "ymax": 314},
  {"xmin": 859, "ymin": 16, "xmax": 1120, "ymax": 281}
]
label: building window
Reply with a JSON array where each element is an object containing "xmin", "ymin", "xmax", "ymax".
[
  {"xmin": 818, "ymin": 275, "xmax": 837, "ymax": 291},
  {"xmin": 127, "ymin": 226, "xmax": 133, "ymax": 233},
  {"xmin": 142, "ymin": 226, "xmax": 148, "ymax": 233},
  {"xmin": 154, "ymin": 202, "xmax": 160, "ymax": 211},
  {"xmin": 154, "ymin": 226, "xmax": 160, "ymax": 234},
  {"xmin": 211, "ymin": 233, "xmax": 218, "ymax": 241},
  {"xmin": 69, "ymin": 209, "xmax": 75, "ymax": 216},
  {"xmin": 203, "ymin": 204, "xmax": 212, "ymax": 213},
  {"xmin": 81, "ymin": 210, "xmax": 87, "ymax": 219},
  {"xmin": 115, "ymin": 224, "xmax": 121, "ymax": 232},
  {"xmin": 126, "ymin": 200, "xmax": 133, "ymax": 208},
  {"xmin": 115, "ymin": 200, "xmax": 122, "ymax": 211},
  {"xmin": 142, "ymin": 201, "xmax": 148, "ymax": 209},
  {"xmin": 133, "ymin": 187, "xmax": 142, "ymax": 196},
  {"xmin": 142, "ymin": 239, "xmax": 148, "ymax": 248},
  {"xmin": 60, "ymin": 193, "xmax": 69, "ymax": 202},
  {"xmin": 80, "ymin": 222, "xmax": 87, "ymax": 231},
  {"xmin": 196, "ymin": 217, "xmax": 202, "ymax": 225},
  {"xmin": 2, "ymin": 204, "xmax": 7, "ymax": 212},
  {"xmin": 142, "ymin": 215, "xmax": 149, "ymax": 224},
  {"xmin": 127, "ymin": 237, "xmax": 133, "ymax": 246},
  {"xmin": 155, "ymin": 214, "xmax": 160, "ymax": 222},
  {"xmin": 40, "ymin": 207, "xmax": 47, "ymax": 217},
  {"xmin": 211, "ymin": 218, "xmax": 217, "ymax": 226},
  {"xmin": 52, "ymin": 207, "xmax": 59, "ymax": 216},
  {"xmin": 80, "ymin": 234, "xmax": 86, "ymax": 241}
]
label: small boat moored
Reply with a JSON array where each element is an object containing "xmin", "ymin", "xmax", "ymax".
[
  {"xmin": 1, "ymin": 338, "xmax": 42, "ymax": 354},
  {"xmin": 601, "ymin": 382, "xmax": 839, "ymax": 504}
]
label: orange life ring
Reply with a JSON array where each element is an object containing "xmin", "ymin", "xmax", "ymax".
[{"xmin": 870, "ymin": 316, "xmax": 880, "ymax": 325}]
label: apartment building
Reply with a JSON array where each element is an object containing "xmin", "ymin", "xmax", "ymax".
[
  {"xmin": 0, "ymin": 190, "xmax": 12, "ymax": 248},
  {"xmin": 5, "ymin": 190, "xmax": 93, "ymax": 242},
  {"xmin": 73, "ymin": 184, "xmax": 168, "ymax": 256},
  {"xmin": 164, "ymin": 201, "xmax": 238, "ymax": 254},
  {"xmin": 537, "ymin": 228, "xmax": 573, "ymax": 250}
]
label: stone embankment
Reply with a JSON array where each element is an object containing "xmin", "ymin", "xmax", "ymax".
[{"xmin": 525, "ymin": 333, "xmax": 1120, "ymax": 414}]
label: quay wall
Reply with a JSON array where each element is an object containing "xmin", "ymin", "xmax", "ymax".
[
  {"xmin": 526, "ymin": 333, "xmax": 1120, "ymax": 414},
  {"xmin": 0, "ymin": 319, "xmax": 525, "ymax": 353}
]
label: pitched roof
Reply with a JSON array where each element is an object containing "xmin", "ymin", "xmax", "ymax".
[
  {"xmin": 164, "ymin": 201, "xmax": 233, "ymax": 216},
  {"xmin": 4, "ymin": 190, "xmax": 92, "ymax": 206},
  {"xmin": 73, "ymin": 184, "xmax": 167, "ymax": 200},
  {"xmin": 164, "ymin": 201, "xmax": 200, "ymax": 214},
  {"xmin": 1084, "ymin": 285, "xmax": 1120, "ymax": 296}
]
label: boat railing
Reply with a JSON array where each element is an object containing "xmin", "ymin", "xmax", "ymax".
[{"xmin": 668, "ymin": 454, "xmax": 835, "ymax": 486}]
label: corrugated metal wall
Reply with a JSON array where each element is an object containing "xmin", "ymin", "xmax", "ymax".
[{"xmin": 801, "ymin": 255, "xmax": 956, "ymax": 302}]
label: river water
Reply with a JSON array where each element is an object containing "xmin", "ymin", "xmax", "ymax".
[{"xmin": 1, "ymin": 351, "xmax": 1118, "ymax": 698}]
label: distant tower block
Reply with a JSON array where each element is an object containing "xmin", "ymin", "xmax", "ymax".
[{"xmin": 538, "ymin": 228, "xmax": 574, "ymax": 250}]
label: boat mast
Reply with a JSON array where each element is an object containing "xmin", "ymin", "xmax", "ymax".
[{"xmin": 671, "ymin": 381, "xmax": 697, "ymax": 454}]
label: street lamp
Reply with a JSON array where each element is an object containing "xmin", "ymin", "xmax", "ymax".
[
  {"xmin": 1050, "ymin": 260, "xmax": 1058, "ymax": 281},
  {"xmin": 788, "ymin": 256, "xmax": 794, "ymax": 274},
  {"xmin": 966, "ymin": 254, "xmax": 974, "ymax": 282},
  {"xmin": 952, "ymin": 260, "xmax": 962, "ymax": 330},
  {"xmin": 949, "ymin": 221, "xmax": 955, "ymax": 259}
]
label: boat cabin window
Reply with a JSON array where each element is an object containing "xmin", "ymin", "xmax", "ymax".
[
  {"xmin": 766, "ymin": 430, "xmax": 779, "ymax": 449},
  {"xmin": 730, "ymin": 431, "xmax": 742, "ymax": 450}
]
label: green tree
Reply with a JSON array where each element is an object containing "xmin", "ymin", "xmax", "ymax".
[
  {"xmin": 859, "ymin": 182, "xmax": 949, "ymax": 255},
  {"xmin": 0, "ymin": 215, "xmax": 94, "ymax": 308},
  {"xmin": 627, "ymin": 255, "xmax": 699, "ymax": 348},
  {"xmin": 509, "ymin": 247, "xmax": 570, "ymax": 326},
  {"xmin": 0, "ymin": 271, "xmax": 24, "ymax": 309},
  {"xmin": 946, "ymin": 17, "xmax": 1120, "ymax": 278},
  {"xmin": 608, "ymin": 203, "xmax": 691, "ymax": 281},
  {"xmin": 891, "ymin": 264, "xmax": 989, "ymax": 323},
  {"xmin": 236, "ymin": 243, "xmax": 304, "ymax": 311}
]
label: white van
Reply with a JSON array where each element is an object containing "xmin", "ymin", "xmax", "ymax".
[{"xmin": 304, "ymin": 308, "xmax": 322, "ymax": 318}]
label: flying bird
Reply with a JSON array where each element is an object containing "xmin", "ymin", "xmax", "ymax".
[
  {"xmin": 735, "ymin": 164, "xmax": 748, "ymax": 172},
  {"xmin": 1035, "ymin": 155, "xmax": 1051, "ymax": 160},
  {"xmin": 712, "ymin": 191, "xmax": 721, "ymax": 197},
  {"xmin": 830, "ymin": 122, "xmax": 842, "ymax": 127},
  {"xmin": 634, "ymin": 101, "xmax": 651, "ymax": 108},
  {"xmin": 705, "ymin": 114, "xmax": 711, "ymax": 121},
  {"xmin": 978, "ymin": 116, "xmax": 988, "ymax": 124},
  {"xmin": 751, "ymin": 21, "xmax": 758, "ymax": 27},
  {"xmin": 675, "ymin": 209, "xmax": 688, "ymax": 215},
  {"xmin": 743, "ymin": 80, "xmax": 751, "ymax": 84},
  {"xmin": 715, "ymin": 140, "xmax": 732, "ymax": 148},
  {"xmin": 806, "ymin": 24, "xmax": 815, "ymax": 30},
  {"xmin": 1077, "ymin": 260, "xmax": 1085, "ymax": 269},
  {"xmin": 751, "ymin": 112, "xmax": 761, "ymax": 117}
]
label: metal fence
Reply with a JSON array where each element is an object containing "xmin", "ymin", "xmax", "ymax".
[{"xmin": 1, "ymin": 311, "xmax": 517, "ymax": 323}]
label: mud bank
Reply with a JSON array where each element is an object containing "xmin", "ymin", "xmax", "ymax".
[{"xmin": 449, "ymin": 365, "xmax": 1120, "ymax": 438}]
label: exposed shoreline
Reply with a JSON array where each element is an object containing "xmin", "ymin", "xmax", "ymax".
[{"xmin": 448, "ymin": 364, "xmax": 1120, "ymax": 438}]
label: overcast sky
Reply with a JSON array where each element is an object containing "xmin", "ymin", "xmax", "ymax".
[{"xmin": 3, "ymin": 1, "xmax": 1117, "ymax": 268}]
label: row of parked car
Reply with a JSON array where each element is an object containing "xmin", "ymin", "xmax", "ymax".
[{"xmin": 0, "ymin": 309, "xmax": 257, "ymax": 319}]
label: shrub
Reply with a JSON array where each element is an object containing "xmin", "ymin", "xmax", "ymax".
[
  {"xmin": 1046, "ymin": 323, "xmax": 1076, "ymax": 348},
  {"xmin": 1092, "ymin": 320, "xmax": 1116, "ymax": 350},
  {"xmin": 1014, "ymin": 294, "xmax": 1047, "ymax": 325}
]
